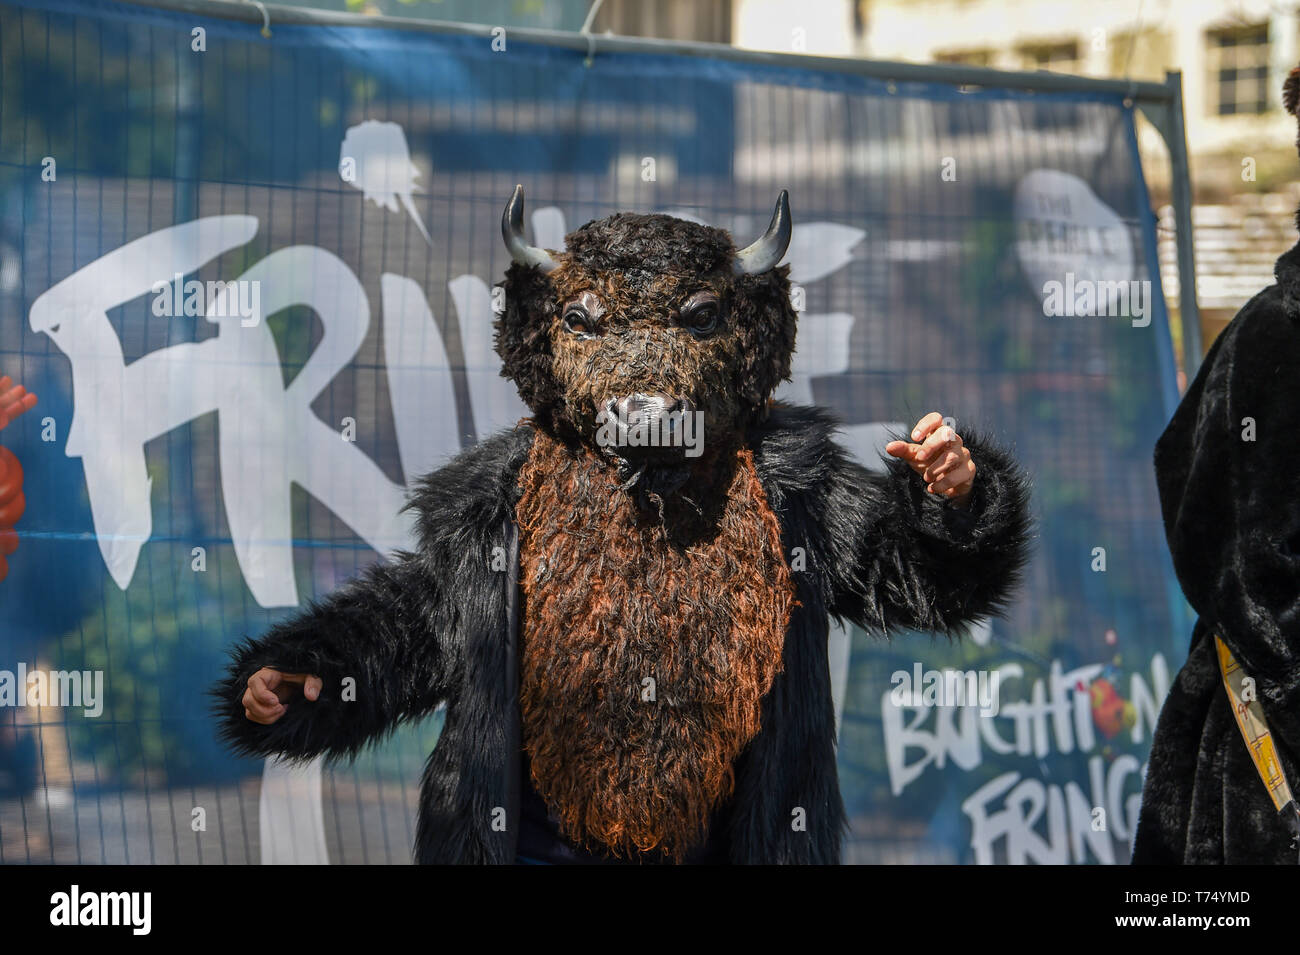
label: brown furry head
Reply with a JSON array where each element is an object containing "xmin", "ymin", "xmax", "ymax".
[
  {"xmin": 495, "ymin": 193, "xmax": 797, "ymax": 484},
  {"xmin": 515, "ymin": 428, "xmax": 794, "ymax": 861}
]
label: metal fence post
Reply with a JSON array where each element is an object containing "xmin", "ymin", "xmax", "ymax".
[{"xmin": 1162, "ymin": 70, "xmax": 1203, "ymax": 381}]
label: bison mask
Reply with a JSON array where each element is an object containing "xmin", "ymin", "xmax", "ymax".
[{"xmin": 495, "ymin": 186, "xmax": 797, "ymax": 509}]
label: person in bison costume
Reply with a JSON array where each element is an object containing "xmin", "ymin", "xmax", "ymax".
[
  {"xmin": 215, "ymin": 188, "xmax": 1031, "ymax": 864},
  {"xmin": 1132, "ymin": 71, "xmax": 1300, "ymax": 865}
]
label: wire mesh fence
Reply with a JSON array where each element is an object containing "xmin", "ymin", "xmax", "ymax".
[{"xmin": 0, "ymin": 0, "xmax": 1193, "ymax": 863}]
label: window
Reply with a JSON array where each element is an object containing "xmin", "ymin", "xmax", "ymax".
[
  {"xmin": 1016, "ymin": 40, "xmax": 1081, "ymax": 74},
  {"xmin": 934, "ymin": 49, "xmax": 995, "ymax": 67},
  {"xmin": 1206, "ymin": 23, "xmax": 1270, "ymax": 116}
]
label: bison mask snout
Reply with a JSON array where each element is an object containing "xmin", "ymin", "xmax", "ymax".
[{"xmin": 596, "ymin": 392, "xmax": 703, "ymax": 463}]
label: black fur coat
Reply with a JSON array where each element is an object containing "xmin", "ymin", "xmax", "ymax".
[
  {"xmin": 1133, "ymin": 241, "xmax": 1300, "ymax": 864},
  {"xmin": 214, "ymin": 403, "xmax": 1031, "ymax": 864}
]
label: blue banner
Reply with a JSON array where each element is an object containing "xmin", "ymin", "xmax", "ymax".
[{"xmin": 0, "ymin": 0, "xmax": 1191, "ymax": 863}]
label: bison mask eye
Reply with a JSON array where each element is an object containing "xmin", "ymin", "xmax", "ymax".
[
  {"xmin": 680, "ymin": 291, "xmax": 722, "ymax": 338},
  {"xmin": 562, "ymin": 291, "xmax": 604, "ymax": 338}
]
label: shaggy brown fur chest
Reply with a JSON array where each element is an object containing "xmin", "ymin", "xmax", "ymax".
[{"xmin": 514, "ymin": 429, "xmax": 795, "ymax": 860}]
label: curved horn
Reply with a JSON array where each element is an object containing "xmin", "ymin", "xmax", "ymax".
[
  {"xmin": 733, "ymin": 190, "xmax": 792, "ymax": 275},
  {"xmin": 502, "ymin": 184, "xmax": 558, "ymax": 273}
]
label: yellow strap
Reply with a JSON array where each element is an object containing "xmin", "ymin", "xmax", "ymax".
[{"xmin": 1215, "ymin": 634, "xmax": 1295, "ymax": 812}]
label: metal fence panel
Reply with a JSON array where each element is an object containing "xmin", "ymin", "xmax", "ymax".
[{"xmin": 0, "ymin": 0, "xmax": 1192, "ymax": 864}]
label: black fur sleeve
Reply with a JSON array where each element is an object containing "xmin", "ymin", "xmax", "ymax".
[
  {"xmin": 827, "ymin": 426, "xmax": 1033, "ymax": 635},
  {"xmin": 212, "ymin": 425, "xmax": 533, "ymax": 762},
  {"xmin": 210, "ymin": 551, "xmax": 453, "ymax": 762},
  {"xmin": 754, "ymin": 404, "xmax": 1031, "ymax": 638}
]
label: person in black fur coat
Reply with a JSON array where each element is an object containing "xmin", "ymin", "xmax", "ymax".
[
  {"xmin": 214, "ymin": 187, "xmax": 1032, "ymax": 864},
  {"xmin": 1132, "ymin": 73, "xmax": 1300, "ymax": 866}
]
